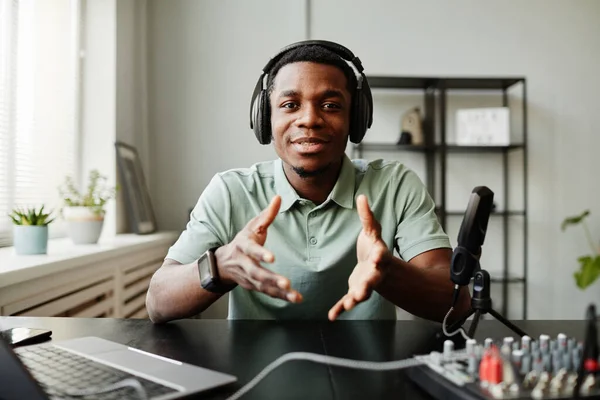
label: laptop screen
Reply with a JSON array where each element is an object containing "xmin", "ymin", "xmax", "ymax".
[{"xmin": 0, "ymin": 334, "xmax": 48, "ymax": 400}]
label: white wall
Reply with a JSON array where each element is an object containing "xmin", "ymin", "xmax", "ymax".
[
  {"xmin": 146, "ymin": 0, "xmax": 600, "ymax": 319},
  {"xmin": 116, "ymin": 0, "xmax": 149, "ymax": 233},
  {"xmin": 147, "ymin": 0, "xmax": 306, "ymax": 231},
  {"xmin": 81, "ymin": 0, "xmax": 117, "ymax": 237},
  {"xmin": 81, "ymin": 0, "xmax": 148, "ymax": 235}
]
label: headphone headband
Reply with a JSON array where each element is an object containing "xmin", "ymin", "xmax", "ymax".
[{"xmin": 261, "ymin": 40, "xmax": 365, "ymax": 78}]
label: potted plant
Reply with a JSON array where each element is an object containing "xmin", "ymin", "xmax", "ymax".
[
  {"xmin": 59, "ymin": 169, "xmax": 117, "ymax": 244},
  {"xmin": 8, "ymin": 206, "xmax": 54, "ymax": 255},
  {"xmin": 561, "ymin": 210, "xmax": 600, "ymax": 289}
]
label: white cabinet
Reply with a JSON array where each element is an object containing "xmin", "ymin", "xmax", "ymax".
[{"xmin": 0, "ymin": 233, "xmax": 177, "ymax": 318}]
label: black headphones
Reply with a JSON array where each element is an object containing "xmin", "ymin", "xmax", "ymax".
[{"xmin": 249, "ymin": 40, "xmax": 373, "ymax": 145}]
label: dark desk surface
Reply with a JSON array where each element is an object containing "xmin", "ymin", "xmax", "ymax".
[{"xmin": 0, "ymin": 317, "xmax": 591, "ymax": 400}]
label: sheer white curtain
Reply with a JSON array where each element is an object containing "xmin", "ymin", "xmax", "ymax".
[{"xmin": 0, "ymin": 0, "xmax": 81, "ymax": 246}]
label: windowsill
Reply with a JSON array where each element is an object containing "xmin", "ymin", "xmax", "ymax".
[{"xmin": 0, "ymin": 231, "xmax": 178, "ymax": 289}]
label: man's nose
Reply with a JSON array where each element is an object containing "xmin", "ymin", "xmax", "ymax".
[{"xmin": 295, "ymin": 104, "xmax": 323, "ymax": 128}]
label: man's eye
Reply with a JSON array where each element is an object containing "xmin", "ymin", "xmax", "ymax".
[
  {"xmin": 282, "ymin": 102, "xmax": 298, "ymax": 109},
  {"xmin": 323, "ymin": 103, "xmax": 341, "ymax": 109}
]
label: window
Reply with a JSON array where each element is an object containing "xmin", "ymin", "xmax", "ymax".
[{"xmin": 0, "ymin": 0, "xmax": 81, "ymax": 246}]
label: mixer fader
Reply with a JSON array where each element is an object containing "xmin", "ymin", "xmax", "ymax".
[{"xmin": 409, "ymin": 333, "xmax": 600, "ymax": 400}]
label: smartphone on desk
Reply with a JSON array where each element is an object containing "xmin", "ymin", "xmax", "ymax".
[{"xmin": 0, "ymin": 327, "xmax": 52, "ymax": 347}]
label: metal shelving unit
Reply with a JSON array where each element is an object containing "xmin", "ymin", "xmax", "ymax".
[{"xmin": 353, "ymin": 76, "xmax": 528, "ymax": 319}]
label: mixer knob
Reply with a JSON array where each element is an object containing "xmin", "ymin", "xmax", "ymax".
[
  {"xmin": 466, "ymin": 338, "xmax": 477, "ymax": 355},
  {"xmin": 567, "ymin": 338, "xmax": 576, "ymax": 353},
  {"xmin": 552, "ymin": 349, "xmax": 562, "ymax": 373},
  {"xmin": 581, "ymin": 374, "xmax": 596, "ymax": 394},
  {"xmin": 521, "ymin": 353, "xmax": 532, "ymax": 375},
  {"xmin": 531, "ymin": 380, "xmax": 549, "ymax": 399},
  {"xmin": 562, "ymin": 352, "xmax": 572, "ymax": 372},
  {"xmin": 539, "ymin": 334, "xmax": 550, "ymax": 353},
  {"xmin": 521, "ymin": 335, "xmax": 531, "ymax": 353},
  {"xmin": 443, "ymin": 340, "xmax": 454, "ymax": 360},
  {"xmin": 557, "ymin": 333, "xmax": 567, "ymax": 351},
  {"xmin": 429, "ymin": 351, "xmax": 442, "ymax": 366},
  {"xmin": 523, "ymin": 370, "xmax": 538, "ymax": 389},
  {"xmin": 511, "ymin": 349, "xmax": 523, "ymax": 369},
  {"xmin": 467, "ymin": 354, "xmax": 478, "ymax": 377},
  {"xmin": 573, "ymin": 348, "xmax": 582, "ymax": 372},
  {"xmin": 549, "ymin": 369, "xmax": 568, "ymax": 393}
]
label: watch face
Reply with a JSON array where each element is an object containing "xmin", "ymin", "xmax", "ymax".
[
  {"xmin": 198, "ymin": 252, "xmax": 212, "ymax": 282},
  {"xmin": 207, "ymin": 250, "xmax": 219, "ymax": 278}
]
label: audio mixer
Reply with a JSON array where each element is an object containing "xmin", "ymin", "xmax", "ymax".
[{"xmin": 408, "ymin": 333, "xmax": 600, "ymax": 400}]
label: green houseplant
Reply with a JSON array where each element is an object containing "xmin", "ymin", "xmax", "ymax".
[
  {"xmin": 8, "ymin": 206, "xmax": 55, "ymax": 255},
  {"xmin": 58, "ymin": 169, "xmax": 117, "ymax": 244},
  {"xmin": 561, "ymin": 210, "xmax": 600, "ymax": 290}
]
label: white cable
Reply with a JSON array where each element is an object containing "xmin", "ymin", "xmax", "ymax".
[
  {"xmin": 225, "ymin": 350, "xmax": 468, "ymax": 400},
  {"xmin": 63, "ymin": 378, "xmax": 148, "ymax": 400},
  {"xmin": 442, "ymin": 306, "xmax": 471, "ymax": 341}
]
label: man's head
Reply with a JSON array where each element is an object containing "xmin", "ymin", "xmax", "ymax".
[
  {"xmin": 250, "ymin": 41, "xmax": 373, "ymax": 179},
  {"xmin": 268, "ymin": 45, "xmax": 357, "ymax": 178}
]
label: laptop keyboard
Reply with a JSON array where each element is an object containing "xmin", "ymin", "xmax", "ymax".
[{"xmin": 15, "ymin": 344, "xmax": 179, "ymax": 399}]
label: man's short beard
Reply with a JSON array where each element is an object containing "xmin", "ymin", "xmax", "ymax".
[{"xmin": 292, "ymin": 163, "xmax": 331, "ymax": 179}]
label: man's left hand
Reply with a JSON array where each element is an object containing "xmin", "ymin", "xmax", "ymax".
[{"xmin": 328, "ymin": 194, "xmax": 393, "ymax": 321}]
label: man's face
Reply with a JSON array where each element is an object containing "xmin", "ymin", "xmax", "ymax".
[{"xmin": 269, "ymin": 62, "xmax": 351, "ymax": 178}]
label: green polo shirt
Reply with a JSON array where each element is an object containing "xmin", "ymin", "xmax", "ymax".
[{"xmin": 166, "ymin": 155, "xmax": 451, "ymax": 320}]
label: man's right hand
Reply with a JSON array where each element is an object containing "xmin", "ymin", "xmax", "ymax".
[{"xmin": 214, "ymin": 195, "xmax": 303, "ymax": 303}]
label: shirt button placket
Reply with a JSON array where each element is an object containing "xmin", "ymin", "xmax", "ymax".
[{"xmin": 307, "ymin": 210, "xmax": 321, "ymax": 262}]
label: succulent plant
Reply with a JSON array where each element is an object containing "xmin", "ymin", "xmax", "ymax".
[{"xmin": 9, "ymin": 206, "xmax": 54, "ymax": 226}]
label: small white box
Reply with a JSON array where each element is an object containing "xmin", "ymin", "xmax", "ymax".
[{"xmin": 456, "ymin": 107, "xmax": 510, "ymax": 146}]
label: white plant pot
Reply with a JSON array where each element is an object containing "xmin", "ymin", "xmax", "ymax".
[{"xmin": 63, "ymin": 207, "xmax": 105, "ymax": 245}]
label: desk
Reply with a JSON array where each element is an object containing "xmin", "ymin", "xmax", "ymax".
[{"xmin": 0, "ymin": 317, "xmax": 590, "ymax": 400}]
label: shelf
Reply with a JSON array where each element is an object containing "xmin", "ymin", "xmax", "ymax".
[
  {"xmin": 355, "ymin": 143, "xmax": 430, "ymax": 152},
  {"xmin": 490, "ymin": 274, "xmax": 526, "ymax": 284},
  {"xmin": 367, "ymin": 76, "xmax": 525, "ymax": 90},
  {"xmin": 444, "ymin": 144, "xmax": 524, "ymax": 153},
  {"xmin": 442, "ymin": 210, "xmax": 526, "ymax": 217},
  {"xmin": 354, "ymin": 75, "xmax": 527, "ymax": 320},
  {"xmin": 368, "ymin": 76, "xmax": 438, "ymax": 89},
  {"xmin": 355, "ymin": 143, "xmax": 524, "ymax": 153},
  {"xmin": 443, "ymin": 77, "xmax": 524, "ymax": 90}
]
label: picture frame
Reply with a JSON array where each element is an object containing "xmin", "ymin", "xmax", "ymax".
[{"xmin": 115, "ymin": 141, "xmax": 157, "ymax": 234}]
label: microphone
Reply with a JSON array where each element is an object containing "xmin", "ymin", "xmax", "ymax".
[{"xmin": 450, "ymin": 186, "xmax": 494, "ymax": 306}]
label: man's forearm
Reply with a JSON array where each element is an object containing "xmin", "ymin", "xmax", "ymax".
[
  {"xmin": 146, "ymin": 260, "xmax": 222, "ymax": 324},
  {"xmin": 376, "ymin": 256, "xmax": 471, "ymax": 322}
]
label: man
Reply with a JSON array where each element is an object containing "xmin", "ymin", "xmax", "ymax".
[{"xmin": 146, "ymin": 40, "xmax": 470, "ymax": 323}]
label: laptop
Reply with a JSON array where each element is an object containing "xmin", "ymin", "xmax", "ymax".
[{"xmin": 0, "ymin": 335, "xmax": 237, "ymax": 399}]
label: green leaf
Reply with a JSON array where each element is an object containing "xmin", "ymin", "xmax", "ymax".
[
  {"xmin": 8, "ymin": 206, "xmax": 55, "ymax": 226},
  {"xmin": 574, "ymin": 255, "xmax": 600, "ymax": 289},
  {"xmin": 58, "ymin": 169, "xmax": 115, "ymax": 211},
  {"xmin": 562, "ymin": 210, "xmax": 590, "ymax": 231}
]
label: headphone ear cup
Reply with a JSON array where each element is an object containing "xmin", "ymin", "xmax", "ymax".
[
  {"xmin": 254, "ymin": 90, "xmax": 271, "ymax": 145},
  {"xmin": 350, "ymin": 90, "xmax": 367, "ymax": 144},
  {"xmin": 259, "ymin": 91, "xmax": 271, "ymax": 144}
]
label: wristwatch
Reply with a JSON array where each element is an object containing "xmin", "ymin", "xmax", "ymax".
[{"xmin": 197, "ymin": 247, "xmax": 237, "ymax": 294}]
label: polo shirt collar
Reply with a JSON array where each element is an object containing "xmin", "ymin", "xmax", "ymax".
[
  {"xmin": 273, "ymin": 155, "xmax": 356, "ymax": 213},
  {"xmin": 328, "ymin": 154, "xmax": 356, "ymax": 210},
  {"xmin": 274, "ymin": 159, "xmax": 300, "ymax": 213}
]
